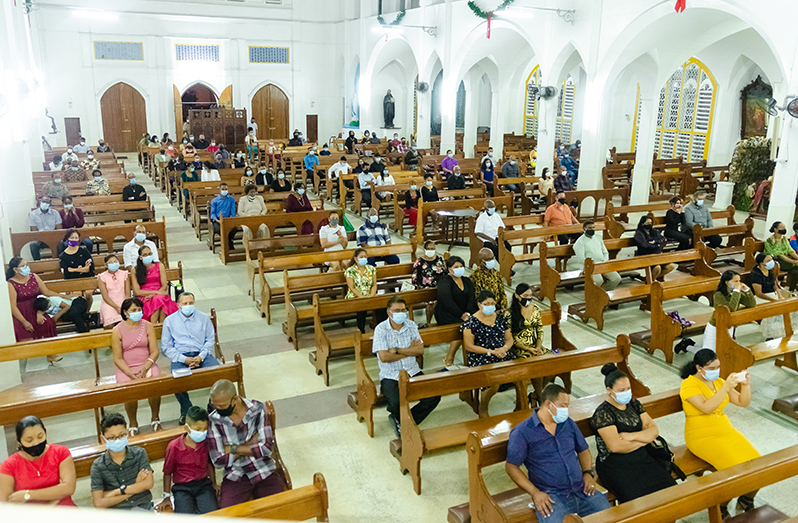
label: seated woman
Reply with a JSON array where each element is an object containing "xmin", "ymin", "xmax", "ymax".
[
  {"xmin": 463, "ymin": 289, "xmax": 516, "ymax": 418},
  {"xmin": 437, "ymin": 256, "xmax": 477, "ymax": 369},
  {"xmin": 0, "ymin": 416, "xmax": 76, "ymax": 505},
  {"xmin": 702, "ymin": 270, "xmax": 755, "ymax": 350},
  {"xmin": 59, "ymin": 228, "xmax": 95, "ymax": 280},
  {"xmin": 421, "ymin": 173, "xmax": 440, "ymax": 202},
  {"xmin": 271, "ymin": 170, "xmax": 291, "ymax": 192},
  {"xmin": 403, "ymin": 179, "xmax": 421, "ymax": 226},
  {"xmin": 240, "ymin": 166, "xmax": 256, "ymax": 187},
  {"xmin": 213, "ymin": 153, "xmax": 226, "ymax": 170},
  {"xmin": 345, "ymin": 248, "xmax": 377, "ymax": 334},
  {"xmin": 664, "ymin": 196, "xmax": 691, "ymax": 250},
  {"xmin": 412, "ymin": 240, "xmax": 446, "ymax": 326},
  {"xmin": 764, "ymin": 221, "xmax": 798, "ymax": 291},
  {"xmin": 285, "ymin": 182, "xmax": 314, "ymax": 235},
  {"xmin": 97, "ymin": 253, "xmax": 130, "ymax": 329},
  {"xmin": 238, "ymin": 184, "xmax": 267, "ymax": 216},
  {"xmin": 510, "ymin": 283, "xmax": 554, "ymax": 405},
  {"xmin": 131, "ymin": 245, "xmax": 179, "ymax": 323},
  {"xmin": 480, "ymin": 158, "xmax": 495, "ymax": 196},
  {"xmin": 680, "ymin": 349, "xmax": 759, "ymax": 516},
  {"xmin": 112, "ymin": 298, "xmax": 162, "ymax": 436},
  {"xmin": 233, "ymin": 150, "xmax": 247, "ymax": 168},
  {"xmin": 592, "ymin": 364, "xmax": 676, "ymax": 503},
  {"xmin": 376, "ymin": 168, "xmax": 396, "ymax": 202},
  {"xmin": 537, "ymin": 168, "xmax": 554, "ymax": 204},
  {"xmin": 633, "ymin": 215, "xmax": 674, "ymax": 281},
  {"xmin": 750, "ymin": 252, "xmax": 797, "ymax": 339},
  {"xmin": 6, "ymin": 257, "xmax": 57, "ymax": 343},
  {"xmin": 181, "ymin": 164, "xmax": 201, "ymax": 202}
]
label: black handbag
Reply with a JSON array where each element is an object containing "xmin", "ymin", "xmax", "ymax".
[{"xmin": 646, "ymin": 436, "xmax": 687, "ymax": 481}]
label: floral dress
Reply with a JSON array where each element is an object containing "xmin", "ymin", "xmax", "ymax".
[
  {"xmin": 345, "ymin": 264, "xmax": 376, "ymax": 298},
  {"xmin": 513, "ymin": 306, "xmax": 548, "ymax": 358},
  {"xmin": 471, "ymin": 268, "xmax": 508, "ymax": 310},
  {"xmin": 462, "ymin": 313, "xmax": 517, "ymax": 367},
  {"xmin": 411, "ymin": 256, "xmax": 446, "ymax": 289}
]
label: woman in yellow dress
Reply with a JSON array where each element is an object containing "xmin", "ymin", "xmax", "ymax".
[{"xmin": 680, "ymin": 348, "xmax": 759, "ymax": 517}]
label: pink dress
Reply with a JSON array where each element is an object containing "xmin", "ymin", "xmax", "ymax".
[
  {"xmin": 138, "ymin": 262, "xmax": 179, "ymax": 322},
  {"xmin": 98, "ymin": 269, "xmax": 129, "ymax": 327},
  {"xmin": 115, "ymin": 319, "xmax": 161, "ymax": 384},
  {"xmin": 9, "ymin": 277, "xmax": 56, "ymax": 342}
]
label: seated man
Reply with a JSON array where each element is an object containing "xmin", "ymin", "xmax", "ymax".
[
  {"xmin": 470, "ymin": 248, "xmax": 508, "ymax": 311},
  {"xmin": 123, "ymin": 224, "xmax": 160, "ymax": 269},
  {"xmin": 328, "ymin": 156, "xmax": 353, "ymax": 193},
  {"xmin": 319, "ymin": 144, "xmax": 332, "ymax": 156},
  {"xmin": 48, "ymin": 154, "xmax": 64, "ymax": 172},
  {"xmin": 560, "ymin": 153, "xmax": 579, "ymax": 185},
  {"xmin": 62, "ymin": 146, "xmax": 78, "ymax": 164},
  {"xmin": 191, "ymin": 154, "xmax": 203, "ymax": 170},
  {"xmin": 97, "ymin": 139, "xmax": 111, "ymax": 153},
  {"xmin": 154, "ymin": 148, "xmax": 171, "ymax": 166},
  {"xmin": 474, "ymin": 199, "xmax": 511, "ymax": 261},
  {"xmin": 64, "ymin": 159, "xmax": 87, "ymax": 182},
  {"xmin": 447, "ymin": 166, "xmax": 466, "ymax": 191},
  {"xmin": 90, "ymin": 412, "xmax": 154, "ymax": 510},
  {"xmin": 441, "ymin": 149, "xmax": 458, "ymax": 178},
  {"xmin": 210, "ymin": 183, "xmax": 237, "ymax": 252},
  {"xmin": 553, "ymin": 167, "xmax": 573, "ymax": 193},
  {"xmin": 193, "ymin": 134, "xmax": 210, "ymax": 150},
  {"xmin": 123, "ymin": 173, "xmax": 147, "ymax": 201},
  {"xmin": 87, "ymin": 170, "xmax": 111, "ymax": 196},
  {"xmin": 405, "ymin": 146, "xmax": 421, "ymax": 168},
  {"xmin": 288, "ymin": 131, "xmax": 302, "ymax": 147},
  {"xmin": 373, "ymin": 295, "xmax": 441, "ymax": 437},
  {"xmin": 304, "ymin": 146, "xmax": 319, "ymax": 183},
  {"xmin": 544, "ymin": 191, "xmax": 579, "ymax": 245},
  {"xmin": 684, "ymin": 190, "xmax": 722, "ymax": 248},
  {"xmin": 357, "ymin": 208, "xmax": 400, "ymax": 266},
  {"xmin": 57, "ymin": 196, "xmax": 93, "ymax": 254},
  {"xmin": 500, "ymin": 155, "xmax": 520, "ymax": 192},
  {"xmin": 208, "ymin": 379, "xmax": 286, "ymax": 508},
  {"xmin": 158, "ymin": 406, "xmax": 219, "ymax": 514},
  {"xmin": 358, "ymin": 168, "xmax": 377, "ymax": 209},
  {"xmin": 28, "ymin": 196, "xmax": 62, "ymax": 260},
  {"xmin": 80, "ymin": 151, "xmax": 99, "ymax": 172},
  {"xmin": 319, "ymin": 210, "xmax": 348, "ymax": 271},
  {"xmin": 506, "ymin": 384, "xmax": 609, "ymax": 523},
  {"xmin": 396, "ymin": 137, "xmax": 409, "ymax": 154},
  {"xmin": 573, "ymin": 220, "xmax": 621, "ymax": 290},
  {"xmin": 42, "ymin": 171, "xmax": 69, "ymax": 200},
  {"xmin": 368, "ymin": 133, "xmax": 382, "ymax": 145},
  {"xmin": 161, "ymin": 293, "xmax": 221, "ymax": 417},
  {"xmin": 73, "ymin": 137, "xmax": 91, "ymax": 154}
]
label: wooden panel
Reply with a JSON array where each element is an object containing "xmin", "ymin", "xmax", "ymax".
[
  {"xmin": 306, "ymin": 114, "xmax": 318, "ymax": 144},
  {"xmin": 64, "ymin": 117, "xmax": 81, "ymax": 146},
  {"xmin": 174, "ymin": 84, "xmax": 183, "ymax": 139},
  {"xmin": 252, "ymin": 84, "xmax": 290, "ymax": 140},
  {"xmin": 219, "ymin": 84, "xmax": 233, "ymax": 108},
  {"xmin": 100, "ymin": 82, "xmax": 147, "ymax": 153}
]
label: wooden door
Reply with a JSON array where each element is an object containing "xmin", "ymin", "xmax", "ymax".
[
  {"xmin": 101, "ymin": 82, "xmax": 147, "ymax": 152},
  {"xmin": 251, "ymin": 84, "xmax": 289, "ymax": 140},
  {"xmin": 306, "ymin": 115, "xmax": 318, "ymax": 144},
  {"xmin": 174, "ymin": 85, "xmax": 183, "ymax": 140},
  {"xmin": 64, "ymin": 118, "xmax": 81, "ymax": 146}
]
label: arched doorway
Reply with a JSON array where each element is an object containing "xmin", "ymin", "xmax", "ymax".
[
  {"xmin": 100, "ymin": 82, "xmax": 147, "ymax": 153},
  {"xmin": 182, "ymin": 83, "xmax": 218, "ymax": 121},
  {"xmin": 251, "ymin": 84, "xmax": 289, "ymax": 140}
]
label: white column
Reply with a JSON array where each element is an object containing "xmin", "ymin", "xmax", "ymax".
[
  {"xmin": 488, "ymin": 89, "xmax": 507, "ymax": 159},
  {"xmin": 536, "ymin": 95, "xmax": 557, "ymax": 177},
  {"xmin": 439, "ymin": 74, "xmax": 457, "ymax": 154},
  {"xmin": 630, "ymin": 90, "xmax": 657, "ymax": 204},
  {"xmin": 573, "ymin": 77, "xmax": 606, "ymax": 191},
  {"xmin": 416, "ymin": 86, "xmax": 431, "ymax": 148},
  {"xmin": 463, "ymin": 81, "xmax": 478, "ymax": 159},
  {"xmin": 767, "ymin": 116, "xmax": 798, "ymax": 226}
]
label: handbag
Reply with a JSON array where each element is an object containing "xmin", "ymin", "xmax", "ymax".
[{"xmin": 646, "ymin": 436, "xmax": 686, "ymax": 481}]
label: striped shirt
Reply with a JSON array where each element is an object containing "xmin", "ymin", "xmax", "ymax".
[
  {"xmin": 357, "ymin": 221, "xmax": 392, "ymax": 247},
  {"xmin": 208, "ymin": 398, "xmax": 275, "ymax": 482},
  {"xmin": 372, "ymin": 319, "xmax": 422, "ymax": 381}
]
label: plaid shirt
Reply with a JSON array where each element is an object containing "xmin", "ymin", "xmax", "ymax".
[
  {"xmin": 86, "ymin": 177, "xmax": 110, "ymax": 195},
  {"xmin": 357, "ymin": 221, "xmax": 391, "ymax": 247},
  {"xmin": 372, "ymin": 319, "xmax": 422, "ymax": 381},
  {"xmin": 208, "ymin": 398, "xmax": 275, "ymax": 482}
]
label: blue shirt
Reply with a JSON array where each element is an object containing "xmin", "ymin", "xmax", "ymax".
[
  {"xmin": 304, "ymin": 154, "xmax": 319, "ymax": 171},
  {"xmin": 506, "ymin": 410, "xmax": 589, "ymax": 495},
  {"xmin": 210, "ymin": 195, "xmax": 237, "ymax": 221},
  {"xmin": 357, "ymin": 221, "xmax": 392, "ymax": 247},
  {"xmin": 161, "ymin": 309, "xmax": 216, "ymax": 363}
]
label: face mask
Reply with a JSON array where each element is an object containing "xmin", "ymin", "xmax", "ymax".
[
  {"xmin": 188, "ymin": 429, "xmax": 207, "ymax": 443},
  {"xmin": 221, "ymin": 190, "xmax": 229, "ymax": 196},
  {"xmin": 108, "ymin": 261, "xmax": 120, "ymax": 272},
  {"xmin": 168, "ymin": 146, "xmax": 174, "ymax": 150},
  {"xmin": 184, "ymin": 140, "xmax": 188, "ymax": 144},
  {"xmin": 391, "ymin": 311, "xmax": 408, "ymax": 324},
  {"xmin": 19, "ymin": 266, "xmax": 31, "ymax": 276},
  {"xmin": 215, "ymin": 401, "xmax": 235, "ymax": 417},
  {"xmin": 485, "ymin": 259, "xmax": 496, "ymax": 270},
  {"xmin": 68, "ymin": 240, "xmax": 79, "ymax": 247},
  {"xmin": 703, "ymin": 368, "xmax": 720, "ymax": 382},
  {"xmin": 40, "ymin": 203, "xmax": 49, "ymax": 211},
  {"xmin": 643, "ymin": 224, "xmax": 653, "ymax": 231},
  {"xmin": 454, "ymin": 172, "xmax": 461, "ymax": 177},
  {"xmin": 696, "ymin": 200, "xmax": 704, "ymax": 206},
  {"xmin": 482, "ymin": 304, "xmax": 496, "ymax": 315},
  {"xmin": 614, "ymin": 389, "xmax": 633, "ymax": 405},
  {"xmin": 549, "ymin": 404, "xmax": 569, "ymax": 424},
  {"xmin": 357, "ymin": 257, "xmax": 368, "ymax": 266},
  {"xmin": 452, "ymin": 267, "xmax": 465, "ymax": 278},
  {"xmin": 21, "ymin": 440, "xmax": 47, "ymax": 457},
  {"xmin": 71, "ymin": 166, "xmax": 78, "ymax": 171},
  {"xmin": 520, "ymin": 297, "xmax": 532, "ymax": 307},
  {"xmin": 129, "ymin": 178, "xmax": 136, "ymax": 185},
  {"xmin": 375, "ymin": 158, "xmax": 382, "ymax": 163},
  {"xmin": 369, "ymin": 215, "xmax": 379, "ymax": 224},
  {"xmin": 585, "ymin": 229, "xmax": 595, "ymax": 237},
  {"xmin": 394, "ymin": 136, "xmax": 398, "ymax": 140},
  {"xmin": 297, "ymin": 188, "xmax": 306, "ymax": 195},
  {"xmin": 486, "ymin": 207, "xmax": 495, "ymax": 215},
  {"xmin": 106, "ymin": 436, "xmax": 128, "ymax": 453},
  {"xmin": 510, "ymin": 161, "xmax": 516, "ymax": 166},
  {"xmin": 278, "ymin": 173, "xmax": 285, "ymax": 179},
  {"xmin": 87, "ymin": 154, "xmax": 94, "ymax": 159},
  {"xmin": 329, "ymin": 219, "xmax": 339, "ymax": 228},
  {"xmin": 237, "ymin": 153, "xmax": 243, "ymax": 158},
  {"xmin": 179, "ymin": 305, "xmax": 195, "ymax": 317},
  {"xmin": 485, "ymin": 163, "xmax": 491, "ymax": 168},
  {"xmin": 246, "ymin": 171, "xmax": 253, "ymax": 176},
  {"xmin": 424, "ymin": 249, "xmax": 436, "ymax": 258},
  {"xmin": 211, "ymin": 143, "xmax": 216, "ymax": 146},
  {"xmin": 323, "ymin": 148, "xmax": 328, "ymax": 152},
  {"xmin": 558, "ymin": 198, "xmax": 567, "ymax": 204},
  {"xmin": 64, "ymin": 204, "xmax": 73, "ymax": 210},
  {"xmin": 260, "ymin": 169, "xmax": 267, "ymax": 174},
  {"xmin": 128, "ymin": 311, "xmax": 143, "ymax": 322},
  {"xmin": 54, "ymin": 178, "xmax": 62, "ymax": 184},
  {"xmin": 67, "ymin": 149, "xmax": 73, "ymax": 154},
  {"xmin": 426, "ymin": 180, "xmax": 433, "ymax": 186},
  {"xmin": 135, "ymin": 232, "xmax": 146, "ymax": 242},
  {"xmin": 412, "ymin": 146, "xmax": 417, "ymax": 151},
  {"xmin": 779, "ymin": 229, "xmax": 788, "ymax": 235},
  {"xmin": 190, "ymin": 137, "xmax": 195, "ymax": 141},
  {"xmin": 766, "ymin": 260, "xmax": 776, "ymax": 270},
  {"xmin": 141, "ymin": 254, "xmax": 154, "ymax": 264},
  {"xmin": 248, "ymin": 194, "xmax": 257, "ymax": 201},
  {"xmin": 94, "ymin": 176, "xmax": 102, "ymax": 182}
]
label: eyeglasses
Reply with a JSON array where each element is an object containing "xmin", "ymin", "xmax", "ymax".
[{"xmin": 105, "ymin": 432, "xmax": 129, "ymax": 441}]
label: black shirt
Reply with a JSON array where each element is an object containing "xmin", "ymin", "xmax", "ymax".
[
  {"xmin": 345, "ymin": 136, "xmax": 356, "ymax": 154},
  {"xmin": 288, "ymin": 138, "xmax": 302, "ymax": 147},
  {"xmin": 60, "ymin": 246, "xmax": 95, "ymax": 279},
  {"xmin": 405, "ymin": 190, "xmax": 420, "ymax": 209},
  {"xmin": 369, "ymin": 161, "xmax": 386, "ymax": 173},
  {"xmin": 435, "ymin": 275, "xmax": 477, "ymax": 326},
  {"xmin": 634, "ymin": 227, "xmax": 665, "ymax": 256},
  {"xmin": 750, "ymin": 266, "xmax": 776, "ymax": 294},
  {"xmin": 256, "ymin": 171, "xmax": 274, "ymax": 186},
  {"xmin": 421, "ymin": 186, "xmax": 439, "ymax": 202},
  {"xmin": 97, "ymin": 144, "xmax": 111, "ymax": 152},
  {"xmin": 193, "ymin": 139, "xmax": 210, "ymax": 149},
  {"xmin": 169, "ymin": 160, "xmax": 187, "ymax": 171},
  {"xmin": 405, "ymin": 150, "xmax": 421, "ymax": 165},
  {"xmin": 233, "ymin": 157, "xmax": 246, "ymax": 168},
  {"xmin": 448, "ymin": 175, "xmax": 465, "ymax": 191},
  {"xmin": 123, "ymin": 184, "xmax": 147, "ymax": 201},
  {"xmin": 665, "ymin": 209, "xmax": 686, "ymax": 234},
  {"xmin": 271, "ymin": 179, "xmax": 291, "ymax": 192}
]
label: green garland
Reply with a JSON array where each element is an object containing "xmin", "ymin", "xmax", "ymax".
[
  {"xmin": 466, "ymin": 0, "xmax": 516, "ymax": 19},
  {"xmin": 377, "ymin": 9, "xmax": 406, "ymax": 26}
]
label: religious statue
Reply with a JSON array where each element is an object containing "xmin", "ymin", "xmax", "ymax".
[{"xmin": 383, "ymin": 89, "xmax": 395, "ymax": 128}]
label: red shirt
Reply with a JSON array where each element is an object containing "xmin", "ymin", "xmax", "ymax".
[
  {"xmin": 59, "ymin": 208, "xmax": 85, "ymax": 229},
  {"xmin": 163, "ymin": 435, "xmax": 210, "ymax": 485},
  {"xmin": 0, "ymin": 444, "xmax": 76, "ymax": 506}
]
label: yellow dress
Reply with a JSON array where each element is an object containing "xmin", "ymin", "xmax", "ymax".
[{"xmin": 680, "ymin": 375, "xmax": 760, "ymax": 470}]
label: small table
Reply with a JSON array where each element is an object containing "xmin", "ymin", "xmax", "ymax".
[{"xmin": 436, "ymin": 208, "xmax": 478, "ymax": 251}]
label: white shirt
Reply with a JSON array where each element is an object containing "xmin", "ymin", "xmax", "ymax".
[
  {"xmin": 328, "ymin": 162, "xmax": 350, "ymax": 179},
  {"xmin": 73, "ymin": 143, "xmax": 91, "ymax": 153},
  {"xmin": 250, "ymin": 122, "xmax": 258, "ymax": 132},
  {"xmin": 372, "ymin": 319, "xmax": 422, "ymax": 381},
  {"xmin": 319, "ymin": 224, "xmax": 347, "ymax": 252},
  {"xmin": 474, "ymin": 211, "xmax": 505, "ymax": 241},
  {"xmin": 201, "ymin": 168, "xmax": 220, "ymax": 182},
  {"xmin": 49, "ymin": 162, "xmax": 62, "ymax": 171},
  {"xmin": 123, "ymin": 238, "xmax": 159, "ymax": 268},
  {"xmin": 358, "ymin": 171, "xmax": 376, "ymax": 189}
]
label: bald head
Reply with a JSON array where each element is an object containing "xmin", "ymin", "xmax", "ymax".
[
  {"xmin": 209, "ymin": 379, "xmax": 237, "ymax": 401},
  {"xmin": 479, "ymin": 248, "xmax": 494, "ymax": 262}
]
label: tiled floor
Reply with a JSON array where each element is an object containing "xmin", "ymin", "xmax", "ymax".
[{"xmin": 17, "ymin": 160, "xmax": 798, "ymax": 521}]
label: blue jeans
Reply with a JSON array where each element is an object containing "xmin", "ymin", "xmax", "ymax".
[
  {"xmin": 171, "ymin": 352, "xmax": 220, "ymax": 415},
  {"xmin": 534, "ymin": 490, "xmax": 610, "ymax": 523},
  {"xmin": 247, "ymin": 145, "xmax": 258, "ymax": 161},
  {"xmin": 368, "ymin": 255, "xmax": 400, "ymax": 266}
]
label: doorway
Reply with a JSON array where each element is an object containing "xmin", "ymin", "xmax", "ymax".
[
  {"xmin": 64, "ymin": 118, "xmax": 82, "ymax": 146},
  {"xmin": 100, "ymin": 82, "xmax": 147, "ymax": 152},
  {"xmin": 306, "ymin": 115, "xmax": 318, "ymax": 144},
  {"xmin": 251, "ymin": 84, "xmax": 289, "ymax": 140},
  {"xmin": 181, "ymin": 83, "xmax": 218, "ymax": 122}
]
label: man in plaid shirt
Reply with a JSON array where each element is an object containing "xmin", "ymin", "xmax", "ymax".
[
  {"xmin": 207, "ymin": 379, "xmax": 285, "ymax": 507},
  {"xmin": 357, "ymin": 207, "xmax": 401, "ymax": 266}
]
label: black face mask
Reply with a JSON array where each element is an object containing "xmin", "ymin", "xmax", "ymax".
[
  {"xmin": 21, "ymin": 440, "xmax": 47, "ymax": 457},
  {"xmin": 779, "ymin": 229, "xmax": 788, "ymax": 235},
  {"xmin": 215, "ymin": 399, "xmax": 236, "ymax": 417},
  {"xmin": 520, "ymin": 298, "xmax": 532, "ymax": 307},
  {"xmin": 643, "ymin": 224, "xmax": 653, "ymax": 231},
  {"xmin": 584, "ymin": 229, "xmax": 595, "ymax": 237},
  {"xmin": 558, "ymin": 198, "xmax": 567, "ymax": 204}
]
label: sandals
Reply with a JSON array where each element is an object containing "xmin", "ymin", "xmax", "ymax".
[
  {"xmin": 129, "ymin": 427, "xmax": 139, "ymax": 437},
  {"xmin": 46, "ymin": 355, "xmax": 63, "ymax": 365},
  {"xmin": 151, "ymin": 420, "xmax": 162, "ymax": 432}
]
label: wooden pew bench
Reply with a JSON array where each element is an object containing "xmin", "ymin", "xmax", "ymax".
[
  {"xmin": 451, "ymin": 388, "xmax": 715, "ymax": 523},
  {"xmin": 494, "ymin": 176, "xmax": 539, "ymax": 215},
  {"xmin": 549, "ymin": 187, "xmax": 630, "ymax": 222},
  {"xmin": 416, "ymin": 195, "xmax": 513, "ymax": 246},
  {"xmin": 603, "ymin": 200, "xmax": 676, "ymax": 238},
  {"xmin": 693, "ymin": 216, "xmax": 755, "ymax": 265},
  {"xmin": 395, "ymin": 334, "xmax": 649, "ymax": 494},
  {"xmin": 468, "ymin": 214, "xmax": 548, "ymax": 268},
  {"xmin": 572, "ymin": 247, "xmax": 720, "ymax": 330},
  {"xmin": 393, "ymin": 187, "xmax": 487, "ymax": 235}
]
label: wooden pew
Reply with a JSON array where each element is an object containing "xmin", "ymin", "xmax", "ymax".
[
  {"xmin": 416, "ymin": 195, "xmax": 513, "ymax": 245},
  {"xmin": 10, "ymin": 219, "xmax": 169, "ymax": 267},
  {"xmin": 311, "ymin": 153, "xmax": 359, "ymax": 195},
  {"xmin": 575, "ymin": 247, "xmax": 720, "ymax": 330},
  {"xmin": 453, "ymin": 388, "xmax": 715, "ymax": 523},
  {"xmin": 648, "ymin": 168, "xmax": 699, "ymax": 201},
  {"xmin": 693, "ymin": 216, "xmax": 755, "ymax": 265},
  {"xmin": 547, "ymin": 187, "xmax": 630, "ymax": 222},
  {"xmin": 311, "ymin": 288, "xmax": 437, "ymax": 386},
  {"xmin": 468, "ymin": 214, "xmax": 548, "ymax": 268},
  {"xmin": 392, "ymin": 187, "xmax": 487, "ymax": 236},
  {"xmin": 352, "ymin": 170, "xmax": 428, "ymax": 215},
  {"xmin": 603, "ymin": 200, "xmax": 676, "ymax": 238},
  {"xmin": 34, "ymin": 200, "xmax": 155, "ymax": 226},
  {"xmin": 494, "ymin": 176, "xmax": 540, "ymax": 215},
  {"xmin": 206, "ymin": 473, "xmax": 329, "ymax": 521},
  {"xmin": 396, "ymin": 334, "xmax": 649, "ymax": 494}
]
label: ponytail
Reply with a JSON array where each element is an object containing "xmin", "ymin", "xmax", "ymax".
[
  {"xmin": 680, "ymin": 348, "xmax": 717, "ymax": 379},
  {"xmin": 5, "ymin": 257, "xmax": 23, "ymax": 281}
]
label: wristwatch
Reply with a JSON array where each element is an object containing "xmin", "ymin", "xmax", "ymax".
[
  {"xmin": 230, "ymin": 444, "xmax": 238, "ymax": 455},
  {"xmin": 120, "ymin": 484, "xmax": 127, "ymax": 495},
  {"xmin": 582, "ymin": 470, "xmax": 595, "ymax": 479}
]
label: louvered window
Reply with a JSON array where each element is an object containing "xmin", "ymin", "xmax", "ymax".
[
  {"xmin": 176, "ymin": 44, "xmax": 220, "ymax": 62},
  {"xmin": 94, "ymin": 41, "xmax": 143, "ymax": 61},
  {"xmin": 523, "ymin": 66, "xmax": 541, "ymax": 138},
  {"xmin": 555, "ymin": 75, "xmax": 576, "ymax": 144}
]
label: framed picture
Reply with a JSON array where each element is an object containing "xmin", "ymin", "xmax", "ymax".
[{"xmin": 741, "ymin": 76, "xmax": 772, "ymax": 139}]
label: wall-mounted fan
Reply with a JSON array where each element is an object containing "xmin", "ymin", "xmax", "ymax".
[
  {"xmin": 527, "ymin": 85, "xmax": 558, "ymax": 100},
  {"xmin": 416, "ymin": 81, "xmax": 429, "ymax": 93},
  {"xmin": 765, "ymin": 96, "xmax": 798, "ymax": 117}
]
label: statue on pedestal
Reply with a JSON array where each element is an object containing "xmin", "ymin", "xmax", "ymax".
[{"xmin": 383, "ymin": 89, "xmax": 395, "ymax": 128}]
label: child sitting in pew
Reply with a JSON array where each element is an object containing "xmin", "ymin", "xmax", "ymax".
[{"xmin": 35, "ymin": 294, "xmax": 91, "ymax": 335}]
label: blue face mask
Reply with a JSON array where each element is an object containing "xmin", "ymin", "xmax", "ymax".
[
  {"xmin": 135, "ymin": 232, "xmax": 146, "ymax": 242},
  {"xmin": 142, "ymin": 255, "xmax": 154, "ymax": 265},
  {"xmin": 357, "ymin": 257, "xmax": 368, "ymax": 266},
  {"xmin": 297, "ymin": 188, "xmax": 305, "ymax": 195},
  {"xmin": 614, "ymin": 389, "xmax": 633, "ymax": 405},
  {"xmin": 40, "ymin": 203, "xmax": 49, "ymax": 211},
  {"xmin": 703, "ymin": 368, "xmax": 720, "ymax": 382},
  {"xmin": 94, "ymin": 176, "xmax": 102, "ymax": 182},
  {"xmin": 180, "ymin": 305, "xmax": 195, "ymax": 317},
  {"xmin": 410, "ymin": 185, "xmax": 417, "ymax": 190},
  {"xmin": 486, "ymin": 207, "xmax": 495, "ymax": 215},
  {"xmin": 369, "ymin": 215, "xmax": 379, "ymax": 224},
  {"xmin": 482, "ymin": 304, "xmax": 496, "ymax": 315},
  {"xmin": 452, "ymin": 267, "xmax": 465, "ymax": 278},
  {"xmin": 221, "ymin": 190, "xmax": 229, "ymax": 197},
  {"xmin": 107, "ymin": 262, "xmax": 120, "ymax": 272},
  {"xmin": 129, "ymin": 178, "xmax": 137, "ymax": 185},
  {"xmin": 106, "ymin": 436, "xmax": 128, "ymax": 453},
  {"xmin": 19, "ymin": 266, "xmax": 31, "ymax": 276},
  {"xmin": 485, "ymin": 259, "xmax": 496, "ymax": 270},
  {"xmin": 549, "ymin": 404, "xmax": 569, "ymax": 424},
  {"xmin": 696, "ymin": 199, "xmax": 704, "ymax": 206},
  {"xmin": 391, "ymin": 311, "xmax": 408, "ymax": 324},
  {"xmin": 766, "ymin": 260, "xmax": 776, "ymax": 270},
  {"xmin": 128, "ymin": 311, "xmax": 143, "ymax": 322},
  {"xmin": 188, "ymin": 429, "xmax": 207, "ymax": 443}
]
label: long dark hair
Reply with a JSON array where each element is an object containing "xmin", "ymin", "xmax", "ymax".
[
  {"xmin": 15, "ymin": 416, "xmax": 45, "ymax": 442},
  {"xmin": 510, "ymin": 283, "xmax": 532, "ymax": 334},
  {"xmin": 680, "ymin": 349, "xmax": 717, "ymax": 379},
  {"xmin": 135, "ymin": 245, "xmax": 153, "ymax": 287},
  {"xmin": 637, "ymin": 214, "xmax": 652, "ymax": 233},
  {"xmin": 717, "ymin": 270, "xmax": 738, "ymax": 297},
  {"xmin": 481, "ymin": 158, "xmax": 493, "ymax": 171},
  {"xmin": 6, "ymin": 257, "xmax": 24, "ymax": 281}
]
